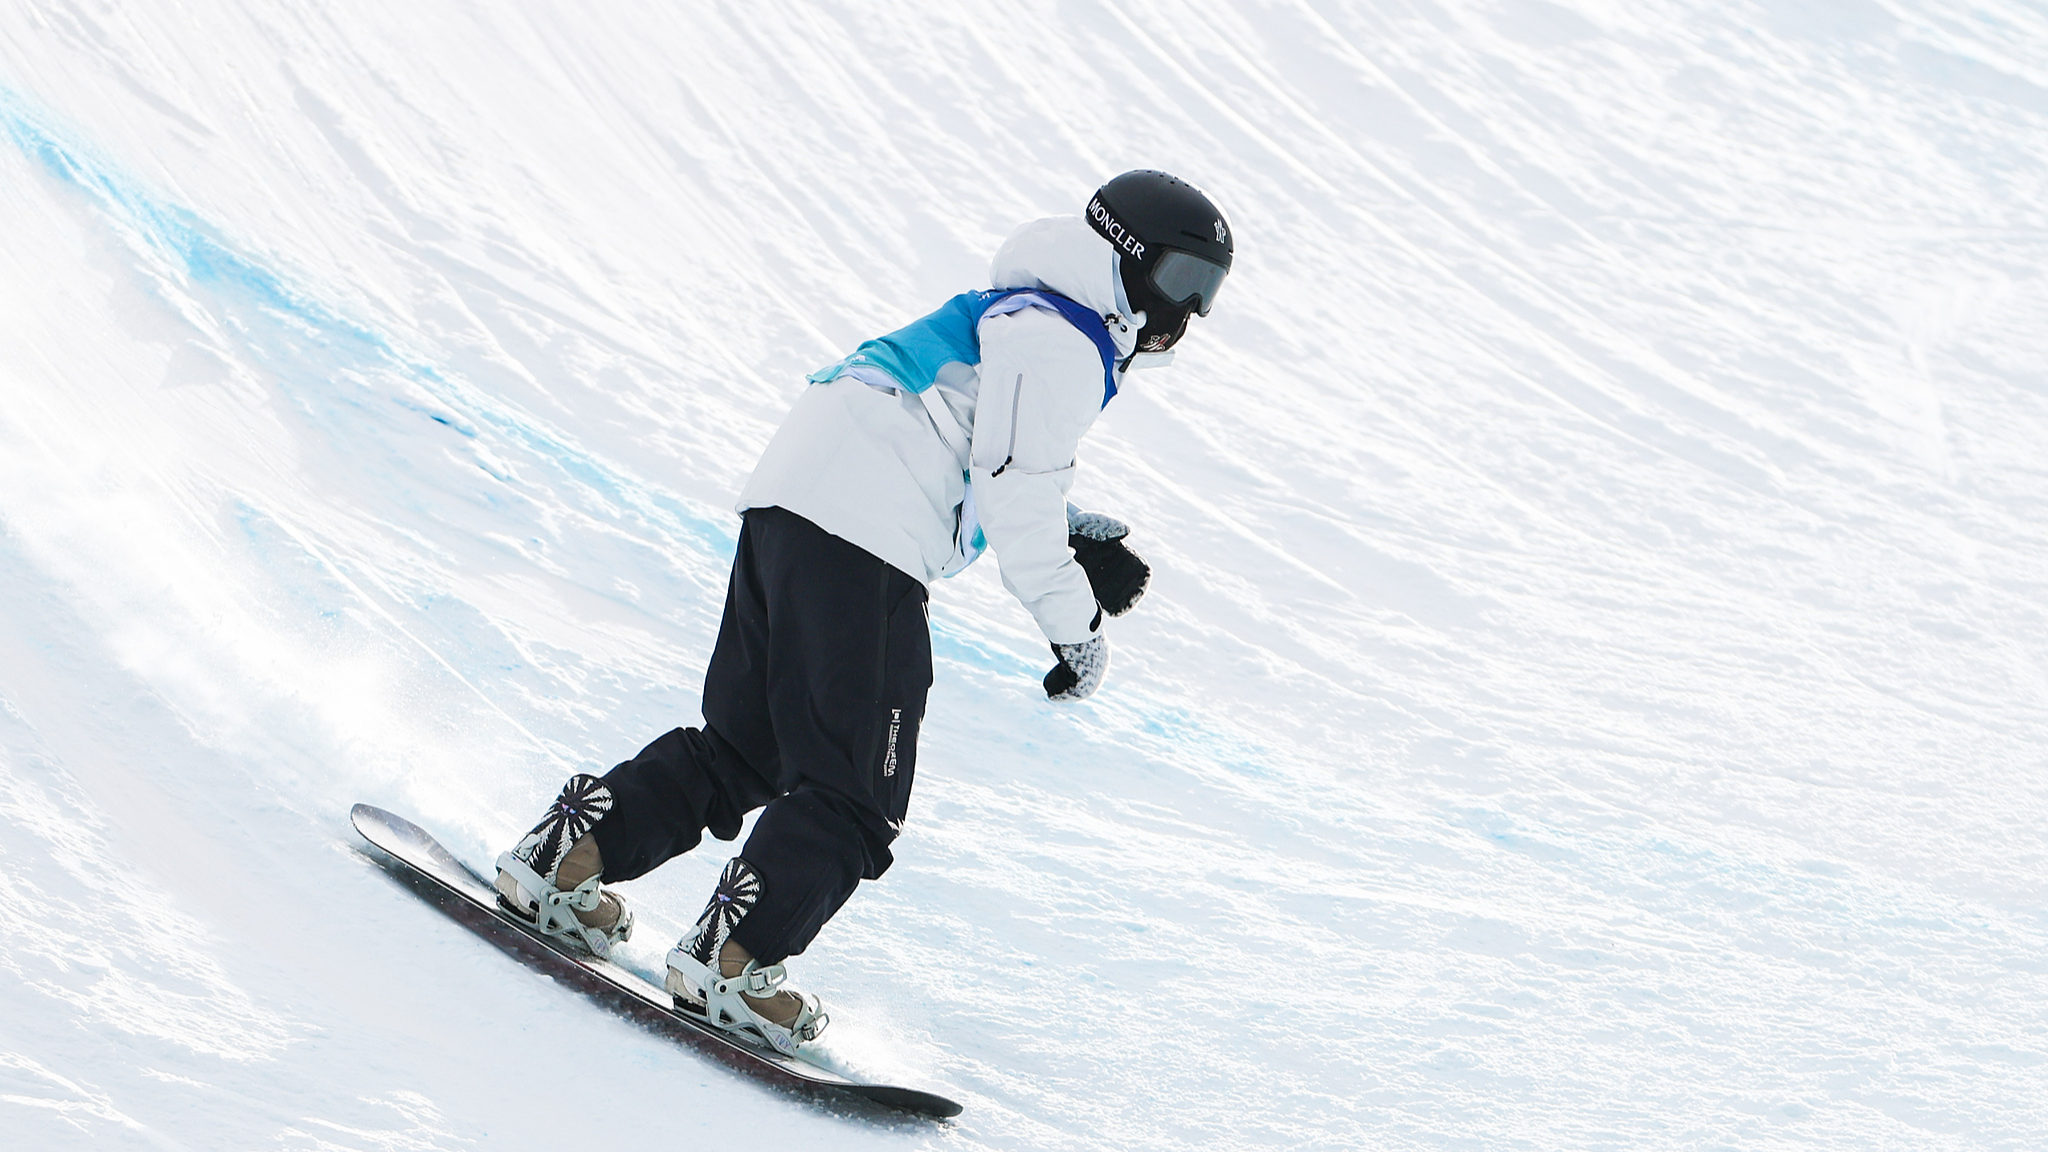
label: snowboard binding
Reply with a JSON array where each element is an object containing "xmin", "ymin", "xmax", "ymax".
[
  {"xmin": 494, "ymin": 774, "xmax": 635, "ymax": 957},
  {"xmin": 665, "ymin": 858, "xmax": 829, "ymax": 1056}
]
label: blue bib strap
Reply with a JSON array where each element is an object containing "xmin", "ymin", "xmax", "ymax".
[{"xmin": 1004, "ymin": 291, "xmax": 1120, "ymax": 408}]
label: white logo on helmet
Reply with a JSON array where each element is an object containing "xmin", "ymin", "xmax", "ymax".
[
  {"xmin": 1214, "ymin": 219, "xmax": 1228, "ymax": 244},
  {"xmin": 1088, "ymin": 195, "xmax": 1146, "ymax": 260}
]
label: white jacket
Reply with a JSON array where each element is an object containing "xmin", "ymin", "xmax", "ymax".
[{"xmin": 737, "ymin": 215, "xmax": 1139, "ymax": 645}]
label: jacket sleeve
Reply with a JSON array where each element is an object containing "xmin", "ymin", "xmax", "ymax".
[{"xmin": 970, "ymin": 307, "xmax": 1107, "ymax": 645}]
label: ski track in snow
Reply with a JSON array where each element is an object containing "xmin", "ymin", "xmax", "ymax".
[{"xmin": 2, "ymin": 1, "xmax": 2047, "ymax": 1148}]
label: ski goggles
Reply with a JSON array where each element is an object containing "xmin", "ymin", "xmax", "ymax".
[{"xmin": 1146, "ymin": 248, "xmax": 1229, "ymax": 316}]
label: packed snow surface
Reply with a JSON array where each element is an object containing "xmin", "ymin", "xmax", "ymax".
[{"xmin": 4, "ymin": 2, "xmax": 2047, "ymax": 1148}]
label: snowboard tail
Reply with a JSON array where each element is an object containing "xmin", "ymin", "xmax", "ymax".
[{"xmin": 349, "ymin": 803, "xmax": 961, "ymax": 1119}]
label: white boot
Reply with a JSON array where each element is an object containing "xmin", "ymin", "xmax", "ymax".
[
  {"xmin": 495, "ymin": 774, "xmax": 633, "ymax": 956},
  {"xmin": 664, "ymin": 858, "xmax": 828, "ymax": 1056}
]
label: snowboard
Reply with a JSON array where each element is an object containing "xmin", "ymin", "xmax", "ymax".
[{"xmin": 349, "ymin": 803, "xmax": 962, "ymax": 1119}]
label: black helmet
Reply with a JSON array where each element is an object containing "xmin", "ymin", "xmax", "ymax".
[{"xmin": 1085, "ymin": 170, "xmax": 1233, "ymax": 353}]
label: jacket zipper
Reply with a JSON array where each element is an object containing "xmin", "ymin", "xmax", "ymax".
[{"xmin": 989, "ymin": 373, "xmax": 1024, "ymax": 477}]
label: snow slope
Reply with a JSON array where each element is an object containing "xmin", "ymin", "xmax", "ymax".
[{"xmin": 3, "ymin": 1, "xmax": 2047, "ymax": 1148}]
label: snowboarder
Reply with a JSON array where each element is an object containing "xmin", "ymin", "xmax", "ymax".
[{"xmin": 492, "ymin": 170, "xmax": 1234, "ymax": 1055}]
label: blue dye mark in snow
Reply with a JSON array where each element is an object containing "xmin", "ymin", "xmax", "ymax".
[
  {"xmin": 0, "ymin": 84, "xmax": 735, "ymax": 561},
  {"xmin": 1130, "ymin": 702, "xmax": 1274, "ymax": 779},
  {"xmin": 929, "ymin": 616, "xmax": 1034, "ymax": 676},
  {"xmin": 926, "ymin": 606, "xmax": 1278, "ymax": 782}
]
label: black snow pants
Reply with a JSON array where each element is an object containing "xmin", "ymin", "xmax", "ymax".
[{"xmin": 587, "ymin": 505, "xmax": 931, "ymax": 965}]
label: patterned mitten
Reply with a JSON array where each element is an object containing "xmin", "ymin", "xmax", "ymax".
[{"xmin": 1043, "ymin": 634, "xmax": 1111, "ymax": 702}]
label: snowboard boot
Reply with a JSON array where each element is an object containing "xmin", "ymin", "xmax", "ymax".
[
  {"xmin": 494, "ymin": 773, "xmax": 634, "ymax": 957},
  {"xmin": 664, "ymin": 858, "xmax": 828, "ymax": 1056}
]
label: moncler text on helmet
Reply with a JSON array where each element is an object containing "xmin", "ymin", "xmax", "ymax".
[{"xmin": 1088, "ymin": 195, "xmax": 1146, "ymax": 260}]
